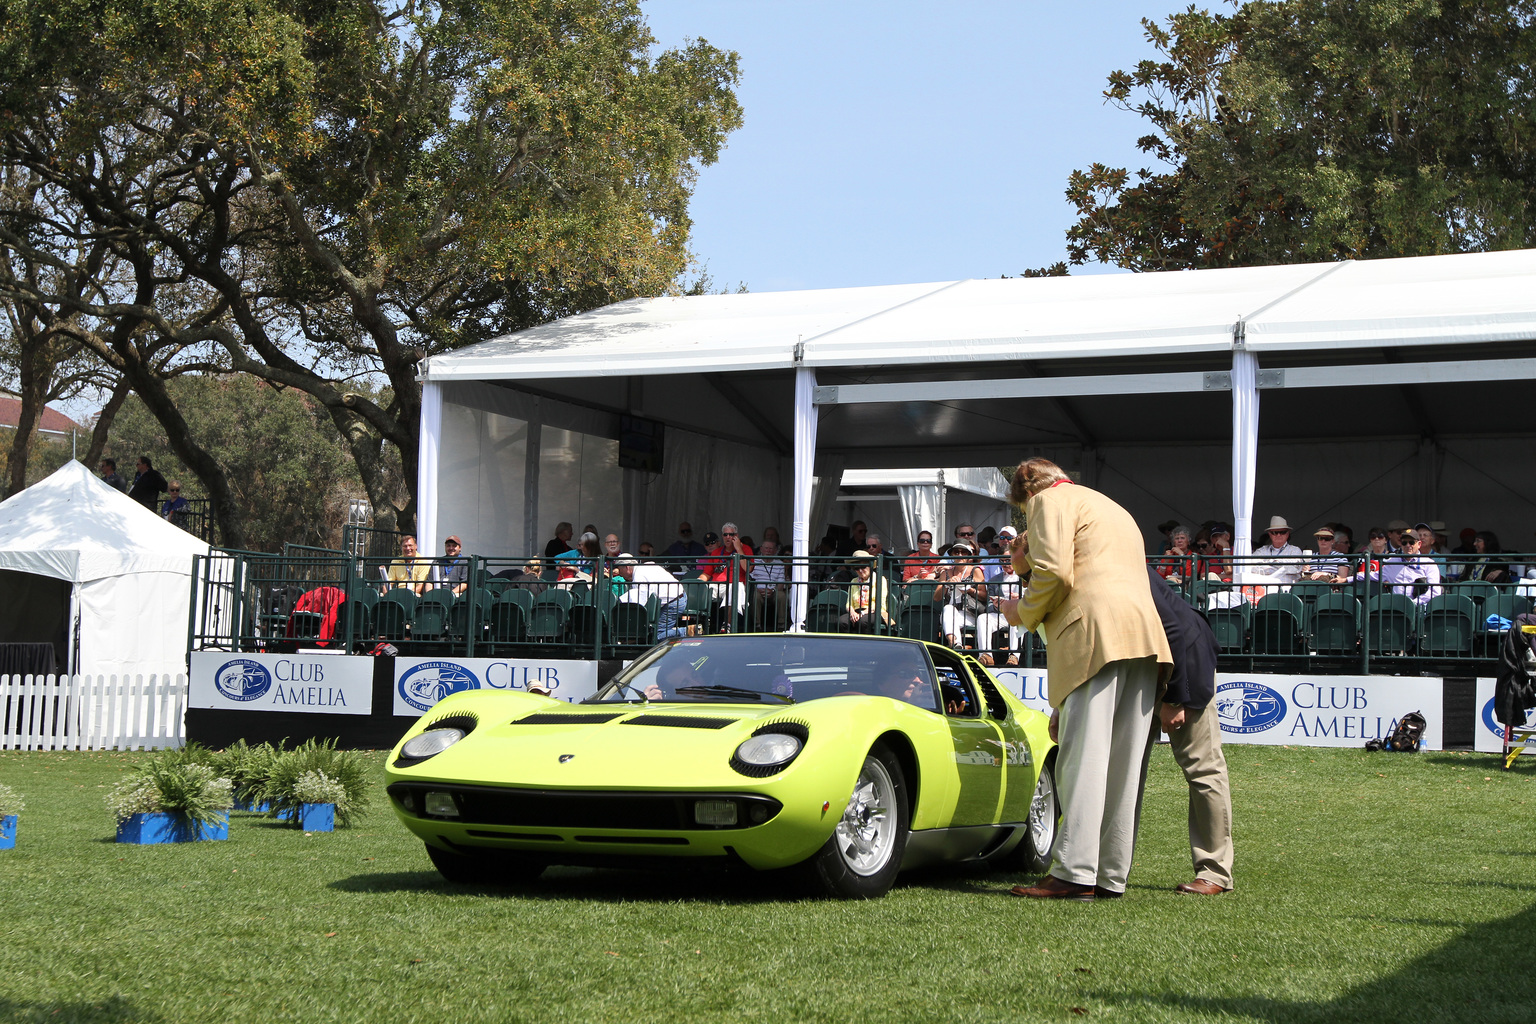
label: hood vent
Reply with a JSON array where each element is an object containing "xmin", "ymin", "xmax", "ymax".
[
  {"xmin": 512, "ymin": 712, "xmax": 624, "ymax": 725},
  {"xmin": 624, "ymin": 714, "xmax": 739, "ymax": 730}
]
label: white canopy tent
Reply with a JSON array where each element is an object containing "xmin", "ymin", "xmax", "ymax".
[
  {"xmin": 418, "ymin": 248, "xmax": 1536, "ymax": 624},
  {"xmin": 0, "ymin": 461, "xmax": 209, "ymax": 677}
]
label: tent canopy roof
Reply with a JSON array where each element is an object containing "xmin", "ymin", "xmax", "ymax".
[
  {"xmin": 426, "ymin": 249, "xmax": 1536, "ymax": 383},
  {"xmin": 0, "ymin": 461, "xmax": 210, "ymax": 583}
]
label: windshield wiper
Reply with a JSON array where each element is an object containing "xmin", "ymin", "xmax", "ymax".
[{"xmin": 673, "ymin": 685, "xmax": 793, "ymax": 704}]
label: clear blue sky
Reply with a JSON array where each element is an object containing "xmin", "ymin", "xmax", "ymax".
[{"xmin": 643, "ymin": 1, "xmax": 1172, "ymax": 292}]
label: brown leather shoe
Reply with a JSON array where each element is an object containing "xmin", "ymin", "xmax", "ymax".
[
  {"xmin": 1093, "ymin": 886, "xmax": 1123, "ymax": 899},
  {"xmin": 1175, "ymin": 879, "xmax": 1230, "ymax": 895},
  {"xmin": 1010, "ymin": 875, "xmax": 1095, "ymax": 901}
]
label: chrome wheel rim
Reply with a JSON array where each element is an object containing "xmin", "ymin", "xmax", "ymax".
[
  {"xmin": 1028, "ymin": 767, "xmax": 1057, "ymax": 863},
  {"xmin": 835, "ymin": 756, "xmax": 896, "ymax": 876}
]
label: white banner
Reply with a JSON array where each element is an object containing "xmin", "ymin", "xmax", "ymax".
[
  {"xmin": 1212, "ymin": 673, "xmax": 1442, "ymax": 749},
  {"xmin": 189, "ymin": 652, "xmax": 373, "ymax": 716},
  {"xmin": 1473, "ymin": 676, "xmax": 1536, "ymax": 754},
  {"xmin": 393, "ymin": 657, "xmax": 600, "ymax": 716},
  {"xmin": 990, "ymin": 666, "xmax": 1444, "ymax": 750}
]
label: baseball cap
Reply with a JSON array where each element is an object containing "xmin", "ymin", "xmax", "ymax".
[{"xmin": 997, "ymin": 526, "xmax": 1018, "ymax": 539}]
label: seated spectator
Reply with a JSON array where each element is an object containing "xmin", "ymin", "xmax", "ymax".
[
  {"xmin": 1358, "ymin": 532, "xmax": 1440, "ymax": 608},
  {"xmin": 603, "ymin": 533, "xmax": 622, "ymax": 558},
  {"xmin": 750, "ymin": 539, "xmax": 789, "ymax": 630},
  {"xmin": 1155, "ymin": 519, "xmax": 1180, "ymax": 555},
  {"xmin": 662, "ymin": 521, "xmax": 707, "ymax": 573},
  {"xmin": 98, "ymin": 458, "xmax": 128, "ymax": 493},
  {"xmin": 160, "ymin": 481, "xmax": 190, "ymax": 525},
  {"xmin": 698, "ymin": 523, "xmax": 752, "ymax": 617},
  {"xmin": 556, "ymin": 532, "xmax": 601, "ymax": 581},
  {"xmin": 761, "ymin": 525, "xmax": 782, "ymax": 553},
  {"xmin": 1250, "ymin": 517, "xmax": 1303, "ymax": 583},
  {"xmin": 1415, "ymin": 523, "xmax": 1447, "ymax": 578},
  {"xmin": 1331, "ymin": 523, "xmax": 1354, "ymax": 555},
  {"xmin": 1300, "ymin": 526, "xmax": 1350, "ymax": 583},
  {"xmin": 1385, "ymin": 519, "xmax": 1412, "ymax": 553},
  {"xmin": 501, "ymin": 559, "xmax": 547, "ymax": 595},
  {"xmin": 436, "ymin": 535, "xmax": 469, "ymax": 595},
  {"xmin": 902, "ymin": 530, "xmax": 941, "ymax": 580},
  {"xmin": 1452, "ymin": 527, "xmax": 1478, "ymax": 555},
  {"xmin": 933, "ymin": 540, "xmax": 988, "ymax": 650},
  {"xmin": 544, "ymin": 522, "xmax": 574, "ymax": 559},
  {"xmin": 836, "ymin": 520, "xmax": 868, "ymax": 557},
  {"xmin": 1363, "ymin": 527, "xmax": 1389, "ymax": 563},
  {"xmin": 386, "ymin": 535, "xmax": 431, "ymax": 595},
  {"xmin": 1156, "ymin": 525, "xmax": 1197, "ymax": 584},
  {"xmin": 128, "ymin": 456, "xmax": 167, "ymax": 510},
  {"xmin": 614, "ymin": 555, "xmax": 688, "ymax": 641},
  {"xmin": 1467, "ymin": 531, "xmax": 1510, "ymax": 584},
  {"xmin": 838, "ymin": 550, "xmax": 893, "ymax": 634},
  {"xmin": 975, "ymin": 541, "xmax": 1024, "ymax": 667},
  {"xmin": 941, "ymin": 523, "xmax": 976, "ymax": 560},
  {"xmin": 1200, "ymin": 524, "xmax": 1233, "ymax": 582},
  {"xmin": 809, "ymin": 535, "xmax": 839, "ymax": 584},
  {"xmin": 638, "ymin": 541, "xmax": 655, "ymax": 559}
]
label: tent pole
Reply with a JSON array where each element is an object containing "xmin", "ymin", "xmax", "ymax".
[
  {"xmin": 791, "ymin": 362, "xmax": 816, "ymax": 631},
  {"xmin": 1231, "ymin": 333, "xmax": 1259, "ymax": 558},
  {"xmin": 417, "ymin": 381, "xmax": 443, "ymax": 553}
]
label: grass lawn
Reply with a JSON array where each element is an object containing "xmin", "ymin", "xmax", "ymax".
[{"xmin": 0, "ymin": 743, "xmax": 1532, "ymax": 1023}]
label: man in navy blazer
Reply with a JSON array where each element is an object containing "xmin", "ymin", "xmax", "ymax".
[{"xmin": 1145, "ymin": 566, "xmax": 1234, "ymax": 894}]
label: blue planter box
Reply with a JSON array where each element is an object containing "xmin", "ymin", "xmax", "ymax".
[
  {"xmin": 234, "ymin": 796, "xmax": 270, "ymax": 813},
  {"xmin": 298, "ymin": 803, "xmax": 335, "ymax": 832},
  {"xmin": 0, "ymin": 815, "xmax": 15, "ymax": 850},
  {"xmin": 116, "ymin": 811, "xmax": 230, "ymax": 844}
]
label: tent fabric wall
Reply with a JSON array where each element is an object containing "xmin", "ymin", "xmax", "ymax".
[
  {"xmin": 636, "ymin": 424, "xmax": 785, "ymax": 551},
  {"xmin": 76, "ymin": 571, "xmax": 196, "ymax": 677}
]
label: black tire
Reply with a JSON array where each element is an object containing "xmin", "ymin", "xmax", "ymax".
[
  {"xmin": 802, "ymin": 743, "xmax": 909, "ymax": 898},
  {"xmin": 990, "ymin": 759, "xmax": 1059, "ymax": 874},
  {"xmin": 425, "ymin": 843, "xmax": 547, "ymax": 885}
]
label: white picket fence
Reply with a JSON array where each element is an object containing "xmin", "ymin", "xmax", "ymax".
[{"xmin": 0, "ymin": 673, "xmax": 188, "ymax": 751}]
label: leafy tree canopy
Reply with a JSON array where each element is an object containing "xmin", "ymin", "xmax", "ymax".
[{"xmin": 1066, "ymin": 0, "xmax": 1536, "ymax": 270}]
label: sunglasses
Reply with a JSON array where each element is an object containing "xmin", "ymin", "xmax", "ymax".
[
  {"xmin": 722, "ymin": 532, "xmax": 738, "ymax": 538},
  {"xmin": 958, "ymin": 532, "xmax": 974, "ymax": 538},
  {"xmin": 679, "ymin": 529, "xmax": 692, "ymax": 535},
  {"xmin": 169, "ymin": 488, "xmax": 180, "ymax": 493},
  {"xmin": 918, "ymin": 538, "xmax": 932, "ymax": 544}
]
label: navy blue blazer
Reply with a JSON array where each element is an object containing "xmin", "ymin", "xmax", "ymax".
[{"xmin": 1146, "ymin": 566, "xmax": 1219, "ymax": 709}]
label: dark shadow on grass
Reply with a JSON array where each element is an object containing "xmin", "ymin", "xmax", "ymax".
[
  {"xmin": 0, "ymin": 994, "xmax": 157, "ymax": 1023},
  {"xmin": 1083, "ymin": 899, "xmax": 1536, "ymax": 1023}
]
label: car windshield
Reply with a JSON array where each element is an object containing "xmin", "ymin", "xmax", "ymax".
[{"xmin": 588, "ymin": 636, "xmax": 938, "ymax": 708}]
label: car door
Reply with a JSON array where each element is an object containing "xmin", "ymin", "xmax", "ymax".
[
  {"xmin": 961, "ymin": 658, "xmax": 1034, "ymax": 824},
  {"xmin": 929, "ymin": 650, "xmax": 1004, "ymax": 826}
]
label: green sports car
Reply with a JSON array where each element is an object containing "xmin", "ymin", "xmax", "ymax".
[{"xmin": 385, "ymin": 634, "xmax": 1059, "ymax": 898}]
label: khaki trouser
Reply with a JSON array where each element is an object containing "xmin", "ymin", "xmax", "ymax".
[
  {"xmin": 1166, "ymin": 703, "xmax": 1235, "ymax": 889},
  {"xmin": 1051, "ymin": 656, "xmax": 1158, "ymax": 894}
]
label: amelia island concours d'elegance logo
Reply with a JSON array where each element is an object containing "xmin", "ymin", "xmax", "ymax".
[
  {"xmin": 398, "ymin": 661, "xmax": 481, "ymax": 713},
  {"xmin": 213, "ymin": 659, "xmax": 273, "ymax": 702},
  {"xmin": 1214, "ymin": 681, "xmax": 1289, "ymax": 734}
]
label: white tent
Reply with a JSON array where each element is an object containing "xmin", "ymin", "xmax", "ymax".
[
  {"xmin": 836, "ymin": 468, "xmax": 1010, "ymax": 552},
  {"xmin": 0, "ymin": 461, "xmax": 209, "ymax": 677}
]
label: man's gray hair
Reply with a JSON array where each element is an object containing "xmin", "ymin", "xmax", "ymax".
[{"xmin": 721, "ymin": 522, "xmax": 738, "ymax": 534}]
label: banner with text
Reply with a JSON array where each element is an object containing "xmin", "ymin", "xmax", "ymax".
[
  {"xmin": 992, "ymin": 666, "xmax": 1443, "ymax": 749},
  {"xmin": 1473, "ymin": 677, "xmax": 1536, "ymax": 754},
  {"xmin": 190, "ymin": 651, "xmax": 373, "ymax": 715},
  {"xmin": 393, "ymin": 657, "xmax": 600, "ymax": 716}
]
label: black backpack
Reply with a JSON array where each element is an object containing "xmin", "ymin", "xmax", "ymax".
[{"xmin": 1367, "ymin": 710, "xmax": 1426, "ymax": 752}]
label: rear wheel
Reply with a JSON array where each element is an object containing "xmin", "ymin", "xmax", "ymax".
[
  {"xmin": 803, "ymin": 743, "xmax": 909, "ymax": 898},
  {"xmin": 425, "ymin": 843, "xmax": 547, "ymax": 885}
]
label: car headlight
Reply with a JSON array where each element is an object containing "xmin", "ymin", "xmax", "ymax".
[
  {"xmin": 734, "ymin": 731, "xmax": 802, "ymax": 767},
  {"xmin": 400, "ymin": 727, "xmax": 465, "ymax": 761}
]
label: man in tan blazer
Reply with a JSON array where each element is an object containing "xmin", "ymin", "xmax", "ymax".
[{"xmin": 1000, "ymin": 458, "xmax": 1172, "ymax": 900}]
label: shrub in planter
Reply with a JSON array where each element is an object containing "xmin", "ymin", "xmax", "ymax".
[
  {"xmin": 287, "ymin": 771, "xmax": 346, "ymax": 832},
  {"xmin": 0, "ymin": 783, "xmax": 23, "ymax": 850},
  {"xmin": 262, "ymin": 739, "xmax": 369, "ymax": 828},
  {"xmin": 210, "ymin": 739, "xmax": 281, "ymax": 811},
  {"xmin": 108, "ymin": 757, "xmax": 234, "ymax": 844}
]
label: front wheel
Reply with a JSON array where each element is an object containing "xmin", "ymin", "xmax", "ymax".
[
  {"xmin": 802, "ymin": 743, "xmax": 909, "ymax": 898},
  {"xmin": 990, "ymin": 760, "xmax": 1059, "ymax": 874},
  {"xmin": 425, "ymin": 843, "xmax": 547, "ymax": 885}
]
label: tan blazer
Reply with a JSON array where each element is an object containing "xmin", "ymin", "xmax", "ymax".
[{"xmin": 1010, "ymin": 483, "xmax": 1172, "ymax": 707}]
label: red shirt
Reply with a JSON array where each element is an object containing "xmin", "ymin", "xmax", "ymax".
[
  {"xmin": 698, "ymin": 543, "xmax": 753, "ymax": 582},
  {"xmin": 901, "ymin": 554, "xmax": 941, "ymax": 581}
]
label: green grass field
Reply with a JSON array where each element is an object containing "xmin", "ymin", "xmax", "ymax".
[{"xmin": 0, "ymin": 744, "xmax": 1532, "ymax": 1024}]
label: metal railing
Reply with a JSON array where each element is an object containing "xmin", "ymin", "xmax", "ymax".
[{"xmin": 187, "ymin": 544, "xmax": 1530, "ymax": 672}]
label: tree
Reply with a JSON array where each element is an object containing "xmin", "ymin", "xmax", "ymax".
[
  {"xmin": 1065, "ymin": 1, "xmax": 1536, "ymax": 270},
  {"xmin": 106, "ymin": 375, "xmax": 373, "ymax": 552},
  {"xmin": 0, "ymin": 0, "xmax": 741, "ymax": 536}
]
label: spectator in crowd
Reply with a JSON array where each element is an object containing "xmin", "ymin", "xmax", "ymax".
[
  {"xmin": 1452, "ymin": 527, "xmax": 1478, "ymax": 555},
  {"xmin": 1364, "ymin": 527, "xmax": 1389, "ymax": 561},
  {"xmin": 934, "ymin": 540, "xmax": 988, "ymax": 650},
  {"xmin": 1201, "ymin": 524, "xmax": 1233, "ymax": 582},
  {"xmin": 436, "ymin": 536, "xmax": 469, "ymax": 595},
  {"xmin": 98, "ymin": 458, "xmax": 128, "ymax": 492},
  {"xmin": 976, "ymin": 532, "xmax": 1024, "ymax": 667},
  {"xmin": 1156, "ymin": 525, "xmax": 1196, "ymax": 584},
  {"xmin": 603, "ymin": 533, "xmax": 622, "ymax": 558},
  {"xmin": 663, "ymin": 521, "xmax": 707, "ymax": 575},
  {"xmin": 1467, "ymin": 531, "xmax": 1510, "ymax": 584},
  {"xmin": 1359, "ymin": 531, "xmax": 1440, "ymax": 608},
  {"xmin": 127, "ymin": 456, "xmax": 167, "ymax": 511},
  {"xmin": 810, "ymin": 535, "xmax": 839, "ymax": 584},
  {"xmin": 1155, "ymin": 519, "xmax": 1180, "ymax": 555},
  {"xmin": 638, "ymin": 541, "xmax": 655, "ymax": 559},
  {"xmin": 943, "ymin": 523, "xmax": 976, "ymax": 559},
  {"xmin": 750, "ymin": 539, "xmax": 789, "ymax": 630},
  {"xmin": 699, "ymin": 522, "xmax": 753, "ymax": 617},
  {"xmin": 836, "ymin": 520, "xmax": 868, "ymax": 557},
  {"xmin": 544, "ymin": 522, "xmax": 574, "ymax": 559},
  {"xmin": 1415, "ymin": 523, "xmax": 1447, "ymax": 577},
  {"xmin": 1250, "ymin": 517, "xmax": 1303, "ymax": 583},
  {"xmin": 761, "ymin": 525, "xmax": 781, "ymax": 551},
  {"xmin": 160, "ymin": 481, "xmax": 190, "ymax": 524},
  {"xmin": 839, "ymin": 550, "xmax": 894, "ymax": 633},
  {"xmin": 1300, "ymin": 526, "xmax": 1350, "ymax": 583},
  {"xmin": 1385, "ymin": 519, "xmax": 1412, "ymax": 552},
  {"xmin": 503, "ymin": 558, "xmax": 547, "ymax": 595},
  {"xmin": 1331, "ymin": 524, "xmax": 1354, "ymax": 555},
  {"xmin": 387, "ymin": 535, "xmax": 431, "ymax": 595},
  {"xmin": 557, "ymin": 532, "xmax": 601, "ymax": 581},
  {"xmin": 902, "ymin": 530, "xmax": 941, "ymax": 580},
  {"xmin": 614, "ymin": 555, "xmax": 688, "ymax": 641}
]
